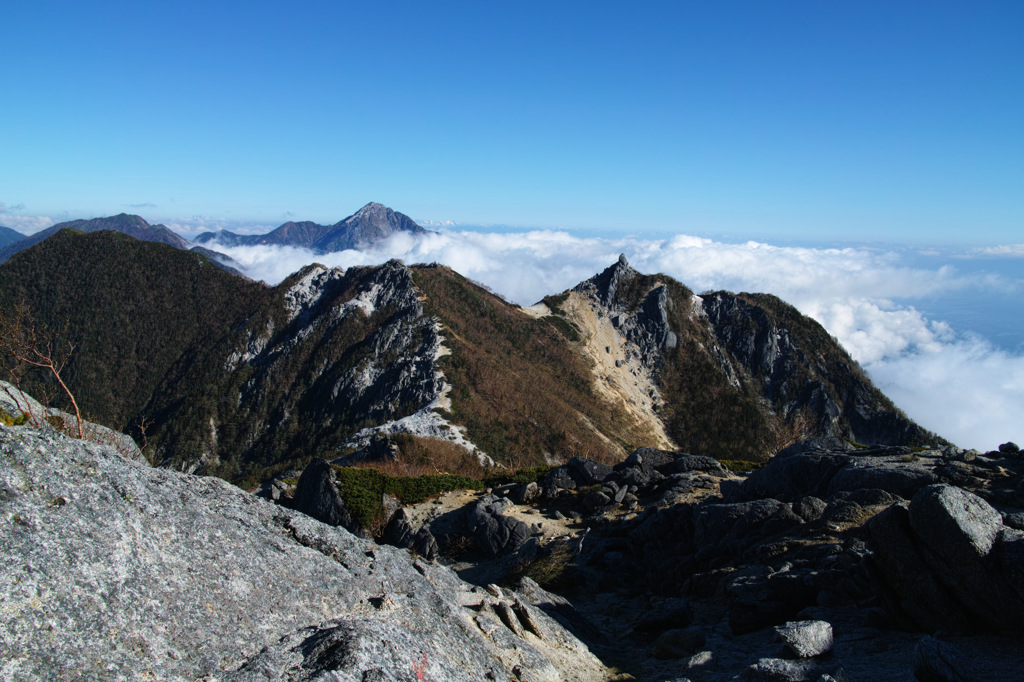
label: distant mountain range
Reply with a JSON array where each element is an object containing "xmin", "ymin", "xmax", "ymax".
[
  {"xmin": 0, "ymin": 202, "xmax": 432, "ymax": 278},
  {"xmin": 0, "ymin": 228, "xmax": 938, "ymax": 485},
  {"xmin": 0, "ymin": 213, "xmax": 190, "ymax": 264},
  {"xmin": 192, "ymin": 202, "xmax": 432, "ymax": 253},
  {"xmin": 0, "ymin": 225, "xmax": 25, "ymax": 249}
]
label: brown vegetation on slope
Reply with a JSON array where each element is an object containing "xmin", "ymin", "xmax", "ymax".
[{"xmin": 413, "ymin": 265, "xmax": 659, "ymax": 467}]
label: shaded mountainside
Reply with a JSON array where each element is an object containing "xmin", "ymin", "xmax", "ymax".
[
  {"xmin": 0, "ymin": 225, "xmax": 24, "ymax": 249},
  {"xmin": 0, "ymin": 232, "xmax": 937, "ymax": 485},
  {"xmin": 194, "ymin": 202, "xmax": 432, "ymax": 253},
  {"xmin": 145, "ymin": 261, "xmax": 456, "ymax": 480},
  {"xmin": 143, "ymin": 261, "xmax": 652, "ymax": 483},
  {"xmin": 0, "ymin": 230, "xmax": 268, "ymax": 431}
]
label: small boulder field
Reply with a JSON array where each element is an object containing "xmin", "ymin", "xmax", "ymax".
[{"xmin": 286, "ymin": 437, "xmax": 1024, "ymax": 681}]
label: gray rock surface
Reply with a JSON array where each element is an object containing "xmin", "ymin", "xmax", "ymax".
[
  {"xmin": 653, "ymin": 627, "xmax": 707, "ymax": 660},
  {"xmin": 774, "ymin": 621, "xmax": 833, "ymax": 658},
  {"xmin": 868, "ymin": 484, "xmax": 1024, "ymax": 632},
  {"xmin": 740, "ymin": 657, "xmax": 847, "ymax": 682},
  {"xmin": 468, "ymin": 494, "xmax": 533, "ymax": 558},
  {"xmin": 0, "ymin": 379, "xmax": 143, "ymax": 461},
  {"xmin": 0, "ymin": 425, "xmax": 609, "ymax": 681}
]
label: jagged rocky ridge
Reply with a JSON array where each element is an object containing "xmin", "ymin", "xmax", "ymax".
[
  {"xmin": 0, "ymin": 229, "xmax": 936, "ymax": 483},
  {"xmin": 551, "ymin": 256, "xmax": 933, "ymax": 459},
  {"xmin": 0, "ymin": 421, "xmax": 610, "ymax": 681},
  {"xmin": 144, "ymin": 260, "xmax": 483, "ymax": 477}
]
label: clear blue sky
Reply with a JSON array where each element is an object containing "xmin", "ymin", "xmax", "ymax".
[{"xmin": 2, "ymin": 1, "xmax": 1021, "ymax": 244}]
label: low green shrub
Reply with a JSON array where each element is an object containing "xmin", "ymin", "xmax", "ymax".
[
  {"xmin": 0, "ymin": 408, "xmax": 29, "ymax": 426},
  {"xmin": 481, "ymin": 465, "xmax": 553, "ymax": 488},
  {"xmin": 332, "ymin": 465, "xmax": 482, "ymax": 531},
  {"xmin": 718, "ymin": 459, "xmax": 764, "ymax": 473}
]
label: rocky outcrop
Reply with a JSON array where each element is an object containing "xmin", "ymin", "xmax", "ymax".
[
  {"xmin": 481, "ymin": 441, "xmax": 1023, "ymax": 680},
  {"xmin": 868, "ymin": 484, "xmax": 1024, "ymax": 633},
  {"xmin": 0, "ymin": 424, "xmax": 609, "ymax": 680},
  {"xmin": 292, "ymin": 458, "xmax": 362, "ymax": 535},
  {"xmin": 731, "ymin": 441, "xmax": 943, "ymax": 503},
  {"xmin": 572, "ymin": 255, "xmax": 679, "ymax": 369},
  {"xmin": 149, "ymin": 259, "xmax": 482, "ymax": 474},
  {"xmin": 560, "ymin": 256, "xmax": 935, "ymax": 460}
]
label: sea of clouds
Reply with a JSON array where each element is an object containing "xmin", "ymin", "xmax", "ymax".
[{"xmin": 185, "ymin": 229, "xmax": 1024, "ymax": 452}]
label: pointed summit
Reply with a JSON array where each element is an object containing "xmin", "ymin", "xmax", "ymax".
[
  {"xmin": 577, "ymin": 254, "xmax": 637, "ymax": 306},
  {"xmin": 192, "ymin": 202, "xmax": 435, "ymax": 254},
  {"xmin": 314, "ymin": 203, "xmax": 428, "ymax": 252}
]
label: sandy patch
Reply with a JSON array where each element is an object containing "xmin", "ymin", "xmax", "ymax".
[
  {"xmin": 403, "ymin": 487, "xmax": 586, "ymax": 545},
  {"xmin": 560, "ymin": 292, "xmax": 676, "ymax": 450},
  {"xmin": 520, "ymin": 302, "xmax": 552, "ymax": 319}
]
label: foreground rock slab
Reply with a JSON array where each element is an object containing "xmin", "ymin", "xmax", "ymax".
[{"xmin": 0, "ymin": 426, "xmax": 609, "ymax": 681}]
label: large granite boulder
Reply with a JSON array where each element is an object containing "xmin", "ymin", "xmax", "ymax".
[
  {"xmin": 292, "ymin": 458, "xmax": 365, "ymax": 536},
  {"xmin": 468, "ymin": 494, "xmax": 533, "ymax": 558},
  {"xmin": 735, "ymin": 442, "xmax": 948, "ymax": 503},
  {"xmin": 868, "ymin": 484, "xmax": 1024, "ymax": 632},
  {"xmin": 0, "ymin": 425, "xmax": 609, "ymax": 680}
]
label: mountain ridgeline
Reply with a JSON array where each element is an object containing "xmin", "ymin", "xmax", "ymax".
[
  {"xmin": 193, "ymin": 202, "xmax": 432, "ymax": 253},
  {"xmin": 0, "ymin": 225, "xmax": 25, "ymax": 249},
  {"xmin": 0, "ymin": 202, "xmax": 432, "ymax": 278},
  {"xmin": 0, "ymin": 230, "xmax": 936, "ymax": 484},
  {"xmin": 0, "ymin": 213, "xmax": 190, "ymax": 263}
]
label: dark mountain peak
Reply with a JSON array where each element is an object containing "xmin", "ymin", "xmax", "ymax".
[
  {"xmin": 190, "ymin": 204, "xmax": 429, "ymax": 254},
  {"xmin": 261, "ymin": 220, "xmax": 328, "ymax": 248},
  {"xmin": 277, "ymin": 220, "xmax": 322, "ymax": 230},
  {"xmin": 336, "ymin": 202, "xmax": 421, "ymax": 232},
  {"xmin": 314, "ymin": 203, "xmax": 426, "ymax": 252}
]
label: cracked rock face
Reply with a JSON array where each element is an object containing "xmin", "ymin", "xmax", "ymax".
[{"xmin": 0, "ymin": 425, "xmax": 609, "ymax": 681}]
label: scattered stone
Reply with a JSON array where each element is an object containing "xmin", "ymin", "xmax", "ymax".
[
  {"xmin": 775, "ymin": 620, "xmax": 833, "ymax": 658},
  {"xmin": 467, "ymin": 494, "xmax": 532, "ymax": 558},
  {"xmin": 582, "ymin": 489, "xmax": 611, "ymax": 514},
  {"xmin": 794, "ymin": 496, "xmax": 827, "ymax": 523},
  {"xmin": 511, "ymin": 481, "xmax": 541, "ymax": 505},
  {"xmin": 741, "ymin": 657, "xmax": 847, "ymax": 682}
]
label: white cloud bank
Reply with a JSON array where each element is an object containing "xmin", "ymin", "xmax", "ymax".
[
  {"xmin": 969, "ymin": 244, "xmax": 1024, "ymax": 258},
  {"xmin": 0, "ymin": 215, "xmax": 55, "ymax": 234},
  {"xmin": 209, "ymin": 229, "xmax": 1024, "ymax": 452}
]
